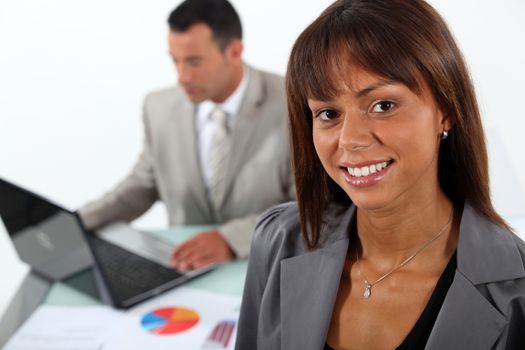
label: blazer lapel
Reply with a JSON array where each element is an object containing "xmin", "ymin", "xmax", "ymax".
[
  {"xmin": 220, "ymin": 65, "xmax": 266, "ymax": 208},
  {"xmin": 425, "ymin": 272, "xmax": 506, "ymax": 349},
  {"xmin": 426, "ymin": 204, "xmax": 525, "ymax": 349},
  {"xmin": 281, "ymin": 239, "xmax": 349, "ymax": 350},
  {"xmin": 280, "ymin": 205, "xmax": 354, "ymax": 350},
  {"xmin": 173, "ymin": 97, "xmax": 213, "ymax": 216}
]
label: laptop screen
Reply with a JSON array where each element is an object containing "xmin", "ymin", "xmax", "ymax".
[
  {"xmin": 0, "ymin": 179, "xmax": 62, "ymax": 236},
  {"xmin": 0, "ymin": 178, "xmax": 93, "ymax": 279}
]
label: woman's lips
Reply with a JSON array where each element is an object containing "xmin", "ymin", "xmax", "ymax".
[{"xmin": 341, "ymin": 160, "xmax": 394, "ymax": 187}]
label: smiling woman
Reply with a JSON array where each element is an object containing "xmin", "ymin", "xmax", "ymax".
[
  {"xmin": 310, "ymin": 76, "xmax": 447, "ymax": 210},
  {"xmin": 235, "ymin": 1, "xmax": 525, "ymax": 349}
]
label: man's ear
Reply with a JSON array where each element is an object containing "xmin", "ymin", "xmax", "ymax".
[{"xmin": 226, "ymin": 39, "xmax": 243, "ymax": 62}]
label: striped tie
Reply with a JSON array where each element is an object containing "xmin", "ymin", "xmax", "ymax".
[{"xmin": 209, "ymin": 107, "xmax": 231, "ymax": 212}]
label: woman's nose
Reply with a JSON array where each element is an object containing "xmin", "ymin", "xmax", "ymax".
[{"xmin": 338, "ymin": 111, "xmax": 373, "ymax": 152}]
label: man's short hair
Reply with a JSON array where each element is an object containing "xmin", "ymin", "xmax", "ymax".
[{"xmin": 168, "ymin": 0, "xmax": 242, "ymax": 50}]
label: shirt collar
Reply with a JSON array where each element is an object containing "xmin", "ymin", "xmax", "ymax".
[{"xmin": 196, "ymin": 66, "xmax": 250, "ymax": 123}]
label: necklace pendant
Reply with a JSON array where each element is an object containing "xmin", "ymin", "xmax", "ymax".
[{"xmin": 363, "ymin": 283, "xmax": 372, "ymax": 299}]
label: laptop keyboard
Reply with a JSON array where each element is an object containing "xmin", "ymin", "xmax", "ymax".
[{"xmin": 89, "ymin": 237, "xmax": 184, "ymax": 304}]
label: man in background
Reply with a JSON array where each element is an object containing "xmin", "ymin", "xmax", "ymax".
[{"xmin": 79, "ymin": 0, "xmax": 293, "ymax": 270}]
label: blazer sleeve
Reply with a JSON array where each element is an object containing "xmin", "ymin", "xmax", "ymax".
[
  {"xmin": 78, "ymin": 98, "xmax": 159, "ymax": 230},
  {"xmin": 235, "ymin": 204, "xmax": 288, "ymax": 350}
]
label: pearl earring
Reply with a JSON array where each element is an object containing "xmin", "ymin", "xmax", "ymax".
[{"xmin": 440, "ymin": 130, "xmax": 449, "ymax": 140}]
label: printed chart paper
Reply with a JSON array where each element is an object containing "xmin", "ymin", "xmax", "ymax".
[
  {"xmin": 105, "ymin": 287, "xmax": 240, "ymax": 349},
  {"xmin": 5, "ymin": 287, "xmax": 240, "ymax": 350}
]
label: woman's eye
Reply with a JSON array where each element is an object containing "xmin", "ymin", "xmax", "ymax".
[
  {"xmin": 371, "ymin": 100, "xmax": 396, "ymax": 113},
  {"xmin": 316, "ymin": 109, "xmax": 338, "ymax": 121}
]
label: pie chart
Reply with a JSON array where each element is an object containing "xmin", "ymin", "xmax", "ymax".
[{"xmin": 141, "ymin": 307, "xmax": 200, "ymax": 335}]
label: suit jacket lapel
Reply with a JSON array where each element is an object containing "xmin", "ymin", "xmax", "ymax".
[
  {"xmin": 425, "ymin": 272, "xmax": 506, "ymax": 349},
  {"xmin": 173, "ymin": 97, "xmax": 213, "ymax": 216},
  {"xmin": 281, "ymin": 239, "xmax": 349, "ymax": 350},
  {"xmin": 281, "ymin": 205, "xmax": 354, "ymax": 350},
  {"xmin": 426, "ymin": 204, "xmax": 525, "ymax": 349},
  {"xmin": 220, "ymin": 65, "xmax": 266, "ymax": 208}
]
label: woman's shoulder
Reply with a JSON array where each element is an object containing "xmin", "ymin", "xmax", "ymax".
[
  {"xmin": 251, "ymin": 202, "xmax": 305, "ymax": 257},
  {"xmin": 250, "ymin": 201, "xmax": 355, "ymax": 260},
  {"xmin": 460, "ymin": 205, "xmax": 525, "ymax": 307},
  {"xmin": 242, "ymin": 202, "xmax": 305, "ymax": 285}
]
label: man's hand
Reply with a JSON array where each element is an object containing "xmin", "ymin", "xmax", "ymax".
[{"xmin": 171, "ymin": 230, "xmax": 235, "ymax": 271}]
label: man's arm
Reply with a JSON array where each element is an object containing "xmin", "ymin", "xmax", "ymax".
[
  {"xmin": 170, "ymin": 215, "xmax": 258, "ymax": 270},
  {"xmin": 172, "ymin": 171, "xmax": 295, "ymax": 270}
]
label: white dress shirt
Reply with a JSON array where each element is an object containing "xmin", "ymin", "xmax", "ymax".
[{"xmin": 195, "ymin": 68, "xmax": 250, "ymax": 192}]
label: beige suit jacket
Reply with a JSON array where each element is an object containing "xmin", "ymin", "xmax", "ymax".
[{"xmin": 79, "ymin": 65, "xmax": 293, "ymax": 258}]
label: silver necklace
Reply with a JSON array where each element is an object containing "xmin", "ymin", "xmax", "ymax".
[{"xmin": 355, "ymin": 211, "xmax": 453, "ymax": 299}]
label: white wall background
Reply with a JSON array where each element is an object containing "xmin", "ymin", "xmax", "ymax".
[{"xmin": 1, "ymin": 0, "xmax": 525, "ymax": 315}]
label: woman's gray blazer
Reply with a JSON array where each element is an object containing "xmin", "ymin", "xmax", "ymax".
[{"xmin": 235, "ymin": 202, "xmax": 525, "ymax": 349}]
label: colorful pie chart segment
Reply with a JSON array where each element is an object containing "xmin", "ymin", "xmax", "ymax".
[{"xmin": 141, "ymin": 307, "xmax": 200, "ymax": 335}]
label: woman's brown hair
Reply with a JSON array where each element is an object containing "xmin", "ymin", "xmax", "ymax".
[{"xmin": 286, "ymin": 0, "xmax": 510, "ymax": 249}]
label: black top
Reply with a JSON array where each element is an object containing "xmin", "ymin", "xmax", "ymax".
[{"xmin": 325, "ymin": 251, "xmax": 457, "ymax": 350}]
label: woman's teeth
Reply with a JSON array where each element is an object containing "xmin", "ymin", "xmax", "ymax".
[{"xmin": 348, "ymin": 161, "xmax": 390, "ymax": 177}]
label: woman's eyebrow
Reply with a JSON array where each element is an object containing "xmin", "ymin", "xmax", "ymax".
[{"xmin": 355, "ymin": 80, "xmax": 394, "ymax": 98}]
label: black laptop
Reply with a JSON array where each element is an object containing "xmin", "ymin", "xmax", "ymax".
[{"xmin": 0, "ymin": 177, "xmax": 212, "ymax": 309}]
